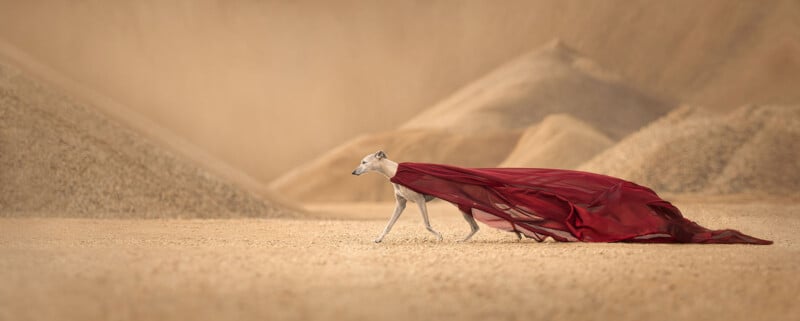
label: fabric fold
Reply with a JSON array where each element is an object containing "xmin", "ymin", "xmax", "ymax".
[{"xmin": 390, "ymin": 162, "xmax": 771, "ymax": 245}]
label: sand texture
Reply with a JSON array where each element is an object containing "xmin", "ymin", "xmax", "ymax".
[
  {"xmin": 580, "ymin": 105, "xmax": 800, "ymax": 196},
  {"xmin": 0, "ymin": 63, "xmax": 298, "ymax": 218},
  {"xmin": 271, "ymin": 42, "xmax": 667, "ymax": 202},
  {"xmin": 2, "ymin": 201, "xmax": 797, "ymax": 321},
  {"xmin": 1, "ymin": 3, "xmax": 799, "ymax": 321}
]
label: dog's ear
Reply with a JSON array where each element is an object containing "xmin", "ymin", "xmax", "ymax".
[{"xmin": 375, "ymin": 150, "xmax": 387, "ymax": 159}]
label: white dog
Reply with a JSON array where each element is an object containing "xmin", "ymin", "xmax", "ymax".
[{"xmin": 352, "ymin": 151, "xmax": 480, "ymax": 243}]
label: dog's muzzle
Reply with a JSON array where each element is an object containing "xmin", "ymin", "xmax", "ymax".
[{"xmin": 351, "ymin": 170, "xmax": 359, "ymax": 176}]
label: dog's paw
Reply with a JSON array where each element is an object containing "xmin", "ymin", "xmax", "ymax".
[{"xmin": 373, "ymin": 238, "xmax": 383, "ymax": 243}]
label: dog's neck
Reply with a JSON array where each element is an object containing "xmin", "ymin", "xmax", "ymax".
[{"xmin": 376, "ymin": 159, "xmax": 399, "ymax": 179}]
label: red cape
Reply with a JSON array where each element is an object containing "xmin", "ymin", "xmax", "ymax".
[{"xmin": 390, "ymin": 162, "xmax": 771, "ymax": 244}]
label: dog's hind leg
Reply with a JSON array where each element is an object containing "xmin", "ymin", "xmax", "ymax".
[
  {"xmin": 458, "ymin": 212, "xmax": 480, "ymax": 242},
  {"xmin": 416, "ymin": 200, "xmax": 443, "ymax": 241},
  {"xmin": 374, "ymin": 197, "xmax": 407, "ymax": 243}
]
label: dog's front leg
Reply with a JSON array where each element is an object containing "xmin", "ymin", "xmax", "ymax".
[
  {"xmin": 417, "ymin": 200, "xmax": 443, "ymax": 241},
  {"xmin": 374, "ymin": 197, "xmax": 407, "ymax": 243}
]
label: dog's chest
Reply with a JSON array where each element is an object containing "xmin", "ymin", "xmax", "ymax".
[{"xmin": 392, "ymin": 183, "xmax": 421, "ymax": 202}]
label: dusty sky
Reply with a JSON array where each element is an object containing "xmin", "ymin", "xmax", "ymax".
[{"xmin": 0, "ymin": 0, "xmax": 797, "ymax": 182}]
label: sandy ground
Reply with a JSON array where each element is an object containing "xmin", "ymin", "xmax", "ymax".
[{"xmin": 1, "ymin": 201, "xmax": 798, "ymax": 321}]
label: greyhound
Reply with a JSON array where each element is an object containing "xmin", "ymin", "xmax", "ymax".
[{"xmin": 351, "ymin": 151, "xmax": 481, "ymax": 243}]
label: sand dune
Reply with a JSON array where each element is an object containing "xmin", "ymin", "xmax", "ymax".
[
  {"xmin": 0, "ymin": 62, "xmax": 299, "ymax": 218},
  {"xmin": 499, "ymin": 114, "xmax": 613, "ymax": 169},
  {"xmin": 402, "ymin": 40, "xmax": 671, "ymax": 140},
  {"xmin": 580, "ymin": 105, "xmax": 800, "ymax": 195},
  {"xmin": 272, "ymin": 41, "xmax": 669, "ymax": 202}
]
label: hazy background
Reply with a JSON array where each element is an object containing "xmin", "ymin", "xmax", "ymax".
[
  {"xmin": 3, "ymin": 2, "xmax": 800, "ymax": 321},
  {"xmin": 2, "ymin": 0, "xmax": 797, "ymax": 183}
]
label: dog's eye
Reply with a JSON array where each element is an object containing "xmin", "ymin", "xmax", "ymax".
[{"xmin": 361, "ymin": 161, "xmax": 366, "ymax": 164}]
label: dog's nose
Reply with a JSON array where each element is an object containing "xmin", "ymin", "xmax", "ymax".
[{"xmin": 351, "ymin": 170, "xmax": 358, "ymax": 175}]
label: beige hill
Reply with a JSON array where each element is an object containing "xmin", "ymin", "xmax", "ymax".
[
  {"xmin": 401, "ymin": 40, "xmax": 672, "ymax": 140},
  {"xmin": 272, "ymin": 41, "xmax": 669, "ymax": 203},
  {"xmin": 499, "ymin": 114, "xmax": 614, "ymax": 169},
  {"xmin": 0, "ymin": 62, "xmax": 299, "ymax": 218},
  {"xmin": 580, "ymin": 105, "xmax": 800, "ymax": 195}
]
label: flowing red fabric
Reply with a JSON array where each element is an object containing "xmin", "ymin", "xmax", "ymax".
[{"xmin": 390, "ymin": 162, "xmax": 771, "ymax": 244}]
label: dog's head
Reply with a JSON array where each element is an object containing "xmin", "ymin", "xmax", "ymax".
[{"xmin": 352, "ymin": 150, "xmax": 387, "ymax": 176}]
